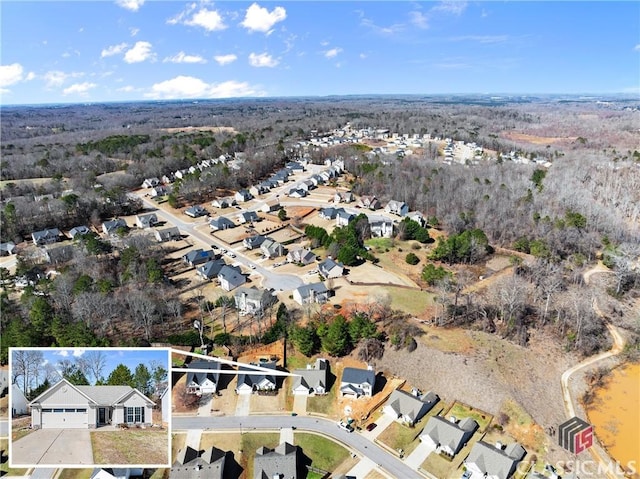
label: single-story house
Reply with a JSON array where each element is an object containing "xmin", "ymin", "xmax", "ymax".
[
  {"xmin": 186, "ymin": 360, "xmax": 221, "ymax": 394},
  {"xmin": 293, "ymin": 282, "xmax": 329, "ymax": 305},
  {"xmin": 318, "ymin": 258, "xmax": 344, "ymax": 279},
  {"xmin": 383, "ymin": 389, "xmax": 439, "ymax": 426},
  {"xmin": 285, "ymin": 161, "xmax": 305, "ymax": 172},
  {"xmin": 68, "ymin": 225, "xmax": 91, "ymax": 239},
  {"xmin": 249, "ymin": 184, "xmax": 270, "ymax": 197},
  {"xmin": 209, "ymin": 217, "xmax": 236, "ymax": 231},
  {"xmin": 420, "ymin": 416, "xmax": 479, "ymax": 457},
  {"xmin": 286, "ymin": 247, "xmax": 316, "ymax": 265},
  {"xmin": 287, "ymin": 188, "xmax": 307, "ymax": 198},
  {"xmin": 259, "ymin": 199, "xmax": 280, "ymax": 213},
  {"xmin": 183, "ymin": 249, "xmax": 217, "ymax": 268},
  {"xmin": 260, "ymin": 238, "xmax": 285, "ymax": 259},
  {"xmin": 464, "ymin": 441, "xmax": 527, "ymax": 479},
  {"xmin": 29, "ymin": 378, "xmax": 155, "ymax": 429},
  {"xmin": 385, "ymin": 200, "xmax": 409, "ymax": 217},
  {"xmin": 236, "ymin": 361, "xmax": 277, "ymax": 394},
  {"xmin": 102, "ymin": 219, "xmax": 127, "ymax": 236},
  {"xmin": 12, "ymin": 384, "xmax": 29, "ymax": 416},
  {"xmin": 32, "ymin": 228, "xmax": 62, "ymax": 246},
  {"xmin": 340, "ymin": 366, "xmax": 375, "ymax": 398},
  {"xmin": 218, "ymin": 265, "xmax": 246, "ymax": 291},
  {"xmin": 184, "ymin": 205, "xmax": 207, "ymax": 218},
  {"xmin": 254, "ymin": 442, "xmax": 298, "ymax": 479},
  {"xmin": 234, "ymin": 189, "xmax": 253, "ymax": 203},
  {"xmin": 141, "ymin": 178, "xmax": 160, "ymax": 189},
  {"xmin": 237, "ymin": 211, "xmax": 260, "ymax": 224},
  {"xmin": 234, "ymin": 286, "xmax": 275, "ymax": 315},
  {"xmin": 150, "ymin": 185, "xmax": 171, "ymax": 198},
  {"xmin": 0, "ymin": 242, "xmax": 16, "ymax": 256},
  {"xmin": 319, "ymin": 207, "xmax": 338, "ymax": 220},
  {"xmin": 211, "ymin": 197, "xmax": 236, "ymax": 209},
  {"xmin": 292, "ymin": 358, "xmax": 329, "ymax": 395},
  {"xmin": 243, "ymin": 235, "xmax": 266, "ymax": 250},
  {"xmin": 135, "ymin": 213, "xmax": 158, "ymax": 229},
  {"xmin": 171, "ymin": 446, "xmax": 226, "ymax": 479},
  {"xmin": 196, "ymin": 259, "xmax": 226, "ymax": 280},
  {"xmin": 154, "ymin": 226, "xmax": 181, "ymax": 242}
]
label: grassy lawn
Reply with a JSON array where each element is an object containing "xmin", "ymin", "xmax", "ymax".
[
  {"xmin": 200, "ymin": 432, "xmax": 242, "ymax": 453},
  {"xmin": 11, "ymin": 417, "xmax": 34, "ymax": 442},
  {"xmin": 499, "ymin": 398, "xmax": 548, "ymax": 455},
  {"xmin": 420, "ymin": 429, "xmax": 478, "ymax": 479},
  {"xmin": 376, "ymin": 420, "xmax": 424, "ymax": 456},
  {"xmin": 385, "ymin": 286, "xmax": 433, "ymax": 316},
  {"xmin": 171, "ymin": 433, "xmax": 186, "ymax": 461},
  {"xmin": 365, "ymin": 237, "xmax": 395, "ymax": 252},
  {"xmin": 0, "ymin": 438, "xmax": 28, "ymax": 477},
  {"xmin": 295, "ymin": 432, "xmax": 350, "ymax": 472},
  {"xmin": 57, "ymin": 469, "xmax": 94, "ymax": 479},
  {"xmin": 445, "ymin": 401, "xmax": 493, "ymax": 432},
  {"xmin": 91, "ymin": 430, "xmax": 169, "ymax": 465}
]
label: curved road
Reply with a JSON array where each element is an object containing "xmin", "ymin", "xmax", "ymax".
[{"xmin": 173, "ymin": 415, "xmax": 419, "ymax": 478}]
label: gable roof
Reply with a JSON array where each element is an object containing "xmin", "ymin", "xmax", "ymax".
[
  {"xmin": 386, "ymin": 389, "xmax": 439, "ymax": 421},
  {"xmin": 187, "ymin": 360, "xmax": 221, "ymax": 387},
  {"xmin": 292, "ymin": 358, "xmax": 328, "ymax": 391},
  {"xmin": 422, "ymin": 416, "xmax": 479, "ymax": 453},
  {"xmin": 294, "ymin": 282, "xmax": 328, "ymax": 300},
  {"xmin": 237, "ymin": 361, "xmax": 277, "ymax": 389},
  {"xmin": 341, "ymin": 367, "xmax": 375, "ymax": 386},
  {"xmin": 29, "ymin": 378, "xmax": 154, "ymax": 407},
  {"xmin": 466, "ymin": 441, "xmax": 526, "ymax": 479},
  {"xmin": 253, "ymin": 442, "xmax": 298, "ymax": 479},
  {"xmin": 171, "ymin": 445, "xmax": 226, "ymax": 479}
]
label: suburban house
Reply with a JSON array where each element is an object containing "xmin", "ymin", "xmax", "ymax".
[
  {"xmin": 209, "ymin": 216, "xmax": 236, "ymax": 231},
  {"xmin": 243, "ymin": 235, "xmax": 266, "ymax": 250},
  {"xmin": 218, "ymin": 265, "xmax": 246, "ymax": 291},
  {"xmin": 292, "ymin": 358, "xmax": 329, "ymax": 395},
  {"xmin": 237, "ymin": 211, "xmax": 260, "ymax": 224},
  {"xmin": 253, "ymin": 442, "xmax": 299, "ymax": 479},
  {"xmin": 184, "ymin": 205, "xmax": 207, "ymax": 218},
  {"xmin": 234, "ymin": 189, "xmax": 253, "ymax": 203},
  {"xmin": 211, "ymin": 197, "xmax": 236, "ymax": 209},
  {"xmin": 287, "ymin": 188, "xmax": 307, "ymax": 198},
  {"xmin": 286, "ymin": 247, "xmax": 316, "ymax": 265},
  {"xmin": 293, "ymin": 282, "xmax": 329, "ymax": 305},
  {"xmin": 90, "ymin": 469, "xmax": 144, "ymax": 479},
  {"xmin": 183, "ymin": 249, "xmax": 217, "ymax": 268},
  {"xmin": 68, "ymin": 225, "xmax": 91, "ymax": 239},
  {"xmin": 31, "ymin": 228, "xmax": 62, "ymax": 246},
  {"xmin": 407, "ymin": 211, "xmax": 426, "ymax": 226},
  {"xmin": 464, "ymin": 441, "xmax": 527, "ymax": 479},
  {"xmin": 340, "ymin": 366, "xmax": 376, "ymax": 398},
  {"xmin": 150, "ymin": 185, "xmax": 171, "ymax": 198},
  {"xmin": 29, "ymin": 378, "xmax": 155, "ymax": 429},
  {"xmin": 236, "ymin": 361, "xmax": 277, "ymax": 394},
  {"xmin": 12, "ymin": 384, "xmax": 29, "ymax": 416},
  {"xmin": 196, "ymin": 259, "xmax": 226, "ymax": 280},
  {"xmin": 43, "ymin": 244, "xmax": 75, "ymax": 265},
  {"xmin": 419, "ymin": 416, "xmax": 479, "ymax": 457},
  {"xmin": 286, "ymin": 161, "xmax": 305, "ymax": 172},
  {"xmin": 160, "ymin": 387, "xmax": 170, "ymax": 424},
  {"xmin": 141, "ymin": 177, "xmax": 160, "ymax": 188},
  {"xmin": 383, "ymin": 389, "xmax": 440, "ymax": 426},
  {"xmin": 359, "ymin": 195, "xmax": 381, "ymax": 210},
  {"xmin": 0, "ymin": 242, "xmax": 16, "ymax": 256},
  {"xmin": 234, "ymin": 286, "xmax": 275, "ymax": 315},
  {"xmin": 170, "ymin": 446, "xmax": 226, "ymax": 479},
  {"xmin": 101, "ymin": 219, "xmax": 127, "ymax": 236},
  {"xmin": 259, "ymin": 199, "xmax": 280, "ymax": 213},
  {"xmin": 135, "ymin": 213, "xmax": 158, "ymax": 229},
  {"xmin": 318, "ymin": 258, "xmax": 344, "ymax": 279},
  {"xmin": 260, "ymin": 238, "xmax": 285, "ymax": 259},
  {"xmin": 336, "ymin": 209, "xmax": 355, "ymax": 226},
  {"xmin": 385, "ymin": 200, "xmax": 409, "ymax": 217},
  {"xmin": 368, "ymin": 216, "xmax": 394, "ymax": 238},
  {"xmin": 334, "ymin": 191, "xmax": 355, "ymax": 203},
  {"xmin": 154, "ymin": 226, "xmax": 181, "ymax": 242},
  {"xmin": 186, "ymin": 360, "xmax": 221, "ymax": 395},
  {"xmin": 249, "ymin": 184, "xmax": 270, "ymax": 197},
  {"xmin": 319, "ymin": 207, "xmax": 339, "ymax": 220}
]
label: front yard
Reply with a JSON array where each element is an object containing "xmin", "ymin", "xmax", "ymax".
[
  {"xmin": 90, "ymin": 429, "xmax": 169, "ymax": 465},
  {"xmin": 0, "ymin": 438, "xmax": 28, "ymax": 477}
]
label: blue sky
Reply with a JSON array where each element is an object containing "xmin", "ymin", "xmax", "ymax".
[{"xmin": 1, "ymin": 1, "xmax": 639, "ymax": 105}]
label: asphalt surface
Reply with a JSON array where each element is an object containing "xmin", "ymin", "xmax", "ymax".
[
  {"xmin": 173, "ymin": 415, "xmax": 419, "ymax": 478},
  {"xmin": 0, "ymin": 420, "xmax": 7, "ymax": 437},
  {"xmin": 11, "ymin": 429, "xmax": 94, "ymax": 466}
]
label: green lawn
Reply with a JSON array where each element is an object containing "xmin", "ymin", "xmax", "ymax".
[
  {"xmin": 57, "ymin": 469, "xmax": 94, "ymax": 479},
  {"xmin": 295, "ymin": 432, "xmax": 350, "ymax": 472},
  {"xmin": 365, "ymin": 237, "xmax": 395, "ymax": 252},
  {"xmin": 376, "ymin": 420, "xmax": 424, "ymax": 456},
  {"xmin": 307, "ymin": 367, "xmax": 340, "ymax": 417},
  {"xmin": 385, "ymin": 286, "xmax": 434, "ymax": 316},
  {"xmin": 446, "ymin": 401, "xmax": 493, "ymax": 432}
]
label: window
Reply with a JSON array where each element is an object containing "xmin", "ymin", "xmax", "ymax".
[
  {"xmin": 125, "ymin": 406, "xmax": 145, "ymax": 424},
  {"xmin": 43, "ymin": 408, "xmax": 52, "ymax": 412},
  {"xmin": 76, "ymin": 409, "xmax": 87, "ymax": 413},
  {"xmin": 53, "ymin": 408, "xmax": 63, "ymax": 412}
]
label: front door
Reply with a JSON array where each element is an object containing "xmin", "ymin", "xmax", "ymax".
[{"xmin": 98, "ymin": 408, "xmax": 106, "ymax": 424}]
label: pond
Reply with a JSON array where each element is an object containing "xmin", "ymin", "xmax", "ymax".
[{"xmin": 586, "ymin": 362, "xmax": 640, "ymax": 477}]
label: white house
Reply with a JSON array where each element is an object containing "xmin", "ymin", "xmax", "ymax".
[
  {"xmin": 186, "ymin": 360, "xmax": 221, "ymax": 395},
  {"xmin": 293, "ymin": 282, "xmax": 329, "ymax": 305},
  {"xmin": 383, "ymin": 389, "xmax": 439, "ymax": 426},
  {"xmin": 419, "ymin": 416, "xmax": 479, "ymax": 457},
  {"xmin": 292, "ymin": 359, "xmax": 329, "ymax": 395},
  {"xmin": 11, "ymin": 384, "xmax": 29, "ymax": 416},
  {"xmin": 464, "ymin": 441, "xmax": 526, "ymax": 479},
  {"xmin": 385, "ymin": 200, "xmax": 409, "ymax": 217},
  {"xmin": 135, "ymin": 213, "xmax": 158, "ymax": 229},
  {"xmin": 340, "ymin": 366, "xmax": 375, "ymax": 398}
]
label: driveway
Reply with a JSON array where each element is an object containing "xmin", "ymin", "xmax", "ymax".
[{"xmin": 11, "ymin": 429, "xmax": 94, "ymax": 465}]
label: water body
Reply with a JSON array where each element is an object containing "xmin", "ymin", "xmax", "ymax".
[{"xmin": 587, "ymin": 363, "xmax": 640, "ymax": 477}]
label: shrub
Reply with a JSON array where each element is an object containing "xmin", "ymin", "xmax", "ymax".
[{"xmin": 405, "ymin": 253, "xmax": 420, "ymax": 265}]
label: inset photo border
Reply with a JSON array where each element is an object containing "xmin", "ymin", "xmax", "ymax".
[{"xmin": 9, "ymin": 347, "xmax": 171, "ymax": 468}]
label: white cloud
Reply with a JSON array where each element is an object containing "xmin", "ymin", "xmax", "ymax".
[
  {"xmin": 450, "ymin": 35, "xmax": 508, "ymax": 44},
  {"xmin": 44, "ymin": 70, "xmax": 84, "ymax": 87},
  {"xmin": 432, "ymin": 0, "xmax": 467, "ymax": 16},
  {"xmin": 101, "ymin": 42, "xmax": 128, "ymax": 58},
  {"xmin": 410, "ymin": 11, "xmax": 429, "ymax": 29},
  {"xmin": 164, "ymin": 51, "xmax": 207, "ymax": 64},
  {"xmin": 55, "ymin": 350, "xmax": 69, "ymax": 357},
  {"xmin": 117, "ymin": 85, "xmax": 136, "ymax": 92},
  {"xmin": 634, "ymin": 44, "xmax": 640, "ymax": 51},
  {"xmin": 124, "ymin": 41, "xmax": 154, "ymax": 63},
  {"xmin": 360, "ymin": 16, "xmax": 404, "ymax": 36},
  {"xmin": 72, "ymin": 348, "xmax": 86, "ymax": 357},
  {"xmin": 241, "ymin": 3, "xmax": 286, "ymax": 34},
  {"xmin": 63, "ymin": 82, "xmax": 97, "ymax": 96},
  {"xmin": 115, "ymin": 0, "xmax": 144, "ymax": 12},
  {"xmin": 359, "ymin": 53, "xmax": 368, "ymax": 59},
  {"xmin": 146, "ymin": 75, "xmax": 263, "ymax": 99},
  {"xmin": 25, "ymin": 71, "xmax": 36, "ymax": 81},
  {"xmin": 130, "ymin": 27, "xmax": 140, "ymax": 37},
  {"xmin": 0, "ymin": 63, "xmax": 24, "ymax": 87},
  {"xmin": 248, "ymin": 52, "xmax": 278, "ymax": 68},
  {"xmin": 214, "ymin": 54, "xmax": 238, "ymax": 66},
  {"xmin": 168, "ymin": 4, "xmax": 226, "ymax": 32},
  {"xmin": 324, "ymin": 47, "xmax": 342, "ymax": 59}
]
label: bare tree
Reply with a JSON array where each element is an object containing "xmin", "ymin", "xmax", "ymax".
[{"xmin": 84, "ymin": 350, "xmax": 107, "ymax": 383}]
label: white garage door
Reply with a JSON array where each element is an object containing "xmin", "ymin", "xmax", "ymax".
[{"xmin": 41, "ymin": 408, "xmax": 88, "ymax": 428}]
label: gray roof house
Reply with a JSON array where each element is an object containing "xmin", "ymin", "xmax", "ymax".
[
  {"xmin": 234, "ymin": 189, "xmax": 253, "ymax": 203},
  {"xmin": 385, "ymin": 200, "xmax": 409, "ymax": 217},
  {"xmin": 209, "ymin": 216, "xmax": 236, "ymax": 231},
  {"xmin": 334, "ymin": 191, "xmax": 355, "ymax": 203},
  {"xmin": 286, "ymin": 247, "xmax": 316, "ymax": 265},
  {"xmin": 319, "ymin": 207, "xmax": 338, "ymax": 220},
  {"xmin": 186, "ymin": 360, "xmax": 221, "ymax": 394},
  {"xmin": 154, "ymin": 226, "xmax": 181, "ymax": 242},
  {"xmin": 340, "ymin": 366, "xmax": 375, "ymax": 398},
  {"xmin": 335, "ymin": 209, "xmax": 355, "ymax": 226},
  {"xmin": 260, "ymin": 238, "xmax": 285, "ymax": 259},
  {"xmin": 369, "ymin": 216, "xmax": 394, "ymax": 238},
  {"xmin": 211, "ymin": 197, "xmax": 236, "ymax": 209},
  {"xmin": 141, "ymin": 178, "xmax": 160, "ymax": 188},
  {"xmin": 170, "ymin": 445, "xmax": 226, "ymax": 479},
  {"xmin": 420, "ymin": 416, "xmax": 479, "ymax": 457},
  {"xmin": 218, "ymin": 265, "xmax": 246, "ymax": 291},
  {"xmin": 259, "ymin": 199, "xmax": 280, "ymax": 213},
  {"xmin": 32, "ymin": 228, "xmax": 62, "ymax": 246},
  {"xmin": 318, "ymin": 258, "xmax": 344, "ymax": 279},
  {"xmin": 0, "ymin": 241, "xmax": 16, "ymax": 256},
  {"xmin": 183, "ymin": 249, "xmax": 217, "ymax": 268},
  {"xmin": 196, "ymin": 259, "xmax": 226, "ymax": 280},
  {"xmin": 68, "ymin": 225, "xmax": 91, "ymax": 239},
  {"xmin": 236, "ymin": 361, "xmax": 277, "ymax": 394},
  {"xmin": 407, "ymin": 211, "xmax": 426, "ymax": 227},
  {"xmin": 383, "ymin": 389, "xmax": 439, "ymax": 426},
  {"xmin": 102, "ymin": 219, "xmax": 127, "ymax": 236},
  {"xmin": 293, "ymin": 282, "xmax": 329, "ymax": 305},
  {"xmin": 184, "ymin": 205, "xmax": 207, "ymax": 218},
  {"xmin": 287, "ymin": 188, "xmax": 307, "ymax": 198},
  {"xmin": 292, "ymin": 358, "xmax": 329, "ymax": 395},
  {"xmin": 234, "ymin": 286, "xmax": 275, "ymax": 315},
  {"xmin": 243, "ymin": 235, "xmax": 266, "ymax": 250},
  {"xmin": 29, "ymin": 378, "xmax": 155, "ymax": 429},
  {"xmin": 150, "ymin": 185, "xmax": 171, "ymax": 198},
  {"xmin": 135, "ymin": 213, "xmax": 158, "ymax": 228},
  {"xmin": 254, "ymin": 442, "xmax": 298, "ymax": 479},
  {"xmin": 359, "ymin": 195, "xmax": 381, "ymax": 210},
  {"xmin": 464, "ymin": 441, "xmax": 527, "ymax": 479},
  {"xmin": 237, "ymin": 211, "xmax": 260, "ymax": 224}
]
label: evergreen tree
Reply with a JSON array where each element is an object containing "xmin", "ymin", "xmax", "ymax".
[{"xmin": 107, "ymin": 364, "xmax": 134, "ymax": 387}]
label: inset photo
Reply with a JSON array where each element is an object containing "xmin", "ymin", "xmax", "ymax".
[{"xmin": 9, "ymin": 347, "xmax": 170, "ymax": 468}]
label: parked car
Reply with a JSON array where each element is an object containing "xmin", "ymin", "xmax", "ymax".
[
  {"xmin": 337, "ymin": 420, "xmax": 354, "ymax": 433},
  {"xmin": 366, "ymin": 423, "xmax": 377, "ymax": 432}
]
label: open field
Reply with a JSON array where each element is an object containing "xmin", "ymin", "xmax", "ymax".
[
  {"xmin": 159, "ymin": 126, "xmax": 237, "ymax": 134},
  {"xmin": 90, "ymin": 429, "xmax": 169, "ymax": 465}
]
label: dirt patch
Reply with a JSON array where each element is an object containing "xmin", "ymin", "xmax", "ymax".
[
  {"xmin": 90, "ymin": 429, "xmax": 169, "ymax": 465},
  {"xmin": 159, "ymin": 126, "xmax": 237, "ymax": 135},
  {"xmin": 502, "ymin": 131, "xmax": 578, "ymax": 146}
]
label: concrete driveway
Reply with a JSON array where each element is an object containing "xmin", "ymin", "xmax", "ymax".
[{"xmin": 11, "ymin": 429, "xmax": 94, "ymax": 465}]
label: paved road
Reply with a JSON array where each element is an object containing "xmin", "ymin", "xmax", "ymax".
[
  {"xmin": 173, "ymin": 415, "xmax": 420, "ymax": 478},
  {"xmin": 29, "ymin": 468, "xmax": 58, "ymax": 479},
  {"xmin": 0, "ymin": 420, "xmax": 7, "ymax": 437},
  {"xmin": 11, "ymin": 429, "xmax": 94, "ymax": 466}
]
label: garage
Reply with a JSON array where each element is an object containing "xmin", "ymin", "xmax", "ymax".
[{"xmin": 41, "ymin": 408, "xmax": 88, "ymax": 429}]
